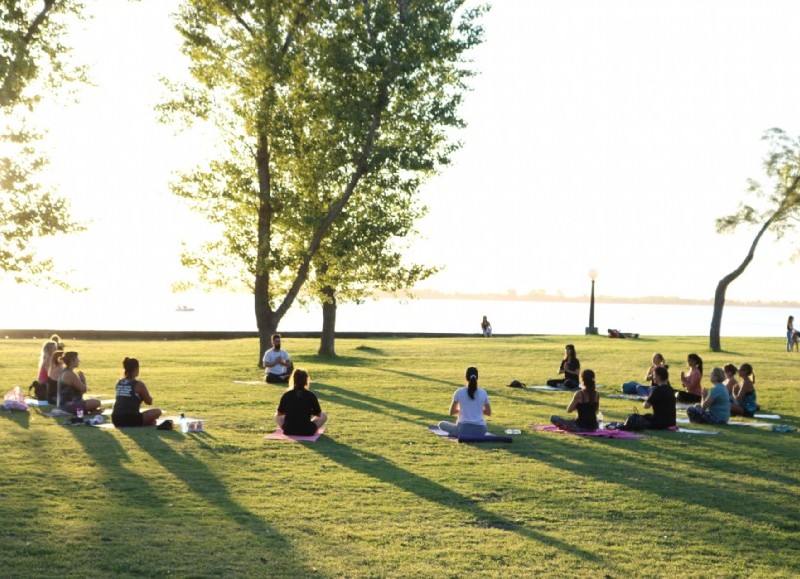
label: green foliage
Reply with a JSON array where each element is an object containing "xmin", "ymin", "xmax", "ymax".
[
  {"xmin": 160, "ymin": 0, "xmax": 486, "ymax": 337},
  {"xmin": 0, "ymin": 0, "xmax": 88, "ymax": 109},
  {"xmin": 0, "ymin": 0, "xmax": 88, "ymax": 284},
  {"xmin": 716, "ymin": 128, "xmax": 800, "ymax": 239},
  {"xmin": 1, "ymin": 335, "xmax": 799, "ymax": 575}
]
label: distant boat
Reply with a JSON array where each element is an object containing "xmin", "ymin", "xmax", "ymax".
[{"xmin": 175, "ymin": 305, "xmax": 195, "ymax": 312}]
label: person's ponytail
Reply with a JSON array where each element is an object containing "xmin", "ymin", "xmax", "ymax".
[{"xmin": 465, "ymin": 366, "xmax": 479, "ymax": 399}]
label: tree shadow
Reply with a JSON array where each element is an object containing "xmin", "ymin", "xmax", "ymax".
[
  {"xmin": 373, "ymin": 367, "xmax": 454, "ymax": 387},
  {"xmin": 316, "ymin": 382, "xmax": 443, "ymax": 425},
  {"xmin": 0, "ymin": 410, "xmax": 30, "ymax": 428},
  {"xmin": 308, "ymin": 436, "xmax": 607, "ymax": 568},
  {"xmin": 118, "ymin": 430, "xmax": 315, "ymax": 574},
  {"xmin": 501, "ymin": 428, "xmax": 800, "ymax": 537}
]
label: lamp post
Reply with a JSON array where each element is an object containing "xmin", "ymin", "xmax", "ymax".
[{"xmin": 585, "ymin": 269, "xmax": 598, "ymax": 335}]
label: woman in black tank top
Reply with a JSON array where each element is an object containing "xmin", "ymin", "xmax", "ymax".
[{"xmin": 550, "ymin": 369, "xmax": 600, "ymax": 432}]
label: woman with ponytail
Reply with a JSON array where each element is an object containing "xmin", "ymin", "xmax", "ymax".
[
  {"xmin": 57, "ymin": 351, "xmax": 101, "ymax": 415},
  {"xmin": 677, "ymin": 353, "xmax": 703, "ymax": 403},
  {"xmin": 550, "ymin": 369, "xmax": 601, "ymax": 432},
  {"xmin": 275, "ymin": 369, "xmax": 327, "ymax": 435},
  {"xmin": 730, "ymin": 363, "xmax": 759, "ymax": 417},
  {"xmin": 111, "ymin": 357, "xmax": 162, "ymax": 427},
  {"xmin": 438, "ymin": 367, "xmax": 492, "ymax": 437}
]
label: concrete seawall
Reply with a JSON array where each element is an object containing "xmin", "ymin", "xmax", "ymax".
[{"xmin": 0, "ymin": 329, "xmax": 489, "ymax": 340}]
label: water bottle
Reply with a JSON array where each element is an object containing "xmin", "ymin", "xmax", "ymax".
[
  {"xmin": 505, "ymin": 429, "xmax": 521, "ymax": 435},
  {"xmin": 180, "ymin": 413, "xmax": 188, "ymax": 433},
  {"xmin": 596, "ymin": 411, "xmax": 604, "ymax": 430},
  {"xmin": 76, "ymin": 406, "xmax": 84, "ymax": 420}
]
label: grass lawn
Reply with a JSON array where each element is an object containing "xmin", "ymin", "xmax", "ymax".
[{"xmin": 1, "ymin": 334, "xmax": 799, "ymax": 577}]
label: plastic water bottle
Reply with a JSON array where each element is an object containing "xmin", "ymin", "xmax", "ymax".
[
  {"xmin": 596, "ymin": 411, "xmax": 604, "ymax": 430},
  {"xmin": 180, "ymin": 413, "xmax": 188, "ymax": 433},
  {"xmin": 505, "ymin": 429, "xmax": 522, "ymax": 435}
]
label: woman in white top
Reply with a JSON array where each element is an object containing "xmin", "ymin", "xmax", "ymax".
[{"xmin": 438, "ymin": 367, "xmax": 492, "ymax": 436}]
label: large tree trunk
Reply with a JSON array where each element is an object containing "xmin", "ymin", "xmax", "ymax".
[
  {"xmin": 318, "ymin": 285, "xmax": 337, "ymax": 356},
  {"xmin": 710, "ymin": 217, "xmax": 774, "ymax": 351}
]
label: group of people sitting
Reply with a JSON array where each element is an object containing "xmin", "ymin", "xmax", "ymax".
[
  {"xmin": 439, "ymin": 347, "xmax": 761, "ymax": 437},
  {"xmin": 34, "ymin": 333, "xmax": 761, "ymax": 437},
  {"xmin": 33, "ymin": 332, "xmax": 327, "ymax": 436}
]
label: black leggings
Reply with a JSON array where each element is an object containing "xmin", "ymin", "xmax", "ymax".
[{"xmin": 676, "ymin": 391, "xmax": 702, "ymax": 403}]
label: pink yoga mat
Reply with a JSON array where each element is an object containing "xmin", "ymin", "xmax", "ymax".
[
  {"xmin": 264, "ymin": 427, "xmax": 325, "ymax": 442},
  {"xmin": 531, "ymin": 425, "xmax": 647, "ymax": 439}
]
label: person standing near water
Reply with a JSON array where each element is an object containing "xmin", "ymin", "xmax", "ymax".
[{"xmin": 481, "ymin": 316, "xmax": 492, "ymax": 337}]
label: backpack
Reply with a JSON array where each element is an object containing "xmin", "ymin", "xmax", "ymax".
[
  {"xmin": 621, "ymin": 413, "xmax": 650, "ymax": 431},
  {"xmin": 507, "ymin": 380, "xmax": 526, "ymax": 389},
  {"xmin": 28, "ymin": 380, "xmax": 48, "ymax": 402}
]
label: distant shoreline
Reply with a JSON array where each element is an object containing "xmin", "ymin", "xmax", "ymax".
[{"xmin": 402, "ymin": 290, "xmax": 800, "ymax": 308}]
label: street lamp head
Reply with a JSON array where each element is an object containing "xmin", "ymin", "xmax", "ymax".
[{"xmin": 589, "ymin": 269, "xmax": 598, "ymax": 280}]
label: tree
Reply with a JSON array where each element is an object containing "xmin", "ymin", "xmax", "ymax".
[
  {"xmin": 160, "ymin": 0, "xmax": 486, "ymax": 364},
  {"xmin": 710, "ymin": 128, "xmax": 800, "ymax": 351},
  {"xmin": 310, "ymin": 185, "xmax": 438, "ymax": 356},
  {"xmin": 1, "ymin": 0, "xmax": 87, "ymax": 282}
]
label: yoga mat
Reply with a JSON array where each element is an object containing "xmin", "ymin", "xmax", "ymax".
[
  {"xmin": 668, "ymin": 427, "xmax": 720, "ymax": 435},
  {"xmin": 427, "ymin": 426, "xmax": 512, "ymax": 443},
  {"xmin": 24, "ymin": 398, "xmax": 51, "ymax": 406},
  {"xmin": 527, "ymin": 384, "xmax": 607, "ymax": 392},
  {"xmin": 233, "ymin": 380, "xmax": 265, "ymax": 385},
  {"xmin": 530, "ymin": 424, "xmax": 646, "ymax": 439},
  {"xmin": 754, "ymin": 413, "xmax": 780, "ymax": 420},
  {"xmin": 264, "ymin": 427, "xmax": 325, "ymax": 442},
  {"xmin": 604, "ymin": 393, "xmax": 647, "ymax": 401},
  {"xmin": 677, "ymin": 418, "xmax": 775, "ymax": 428}
]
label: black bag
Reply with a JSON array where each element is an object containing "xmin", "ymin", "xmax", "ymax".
[
  {"xmin": 507, "ymin": 380, "xmax": 526, "ymax": 388},
  {"xmin": 622, "ymin": 413, "xmax": 650, "ymax": 431},
  {"xmin": 28, "ymin": 380, "xmax": 48, "ymax": 401}
]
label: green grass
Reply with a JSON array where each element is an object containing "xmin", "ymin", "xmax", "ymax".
[{"xmin": 1, "ymin": 335, "xmax": 799, "ymax": 577}]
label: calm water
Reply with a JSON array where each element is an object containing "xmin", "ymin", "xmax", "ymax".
[{"xmin": 0, "ymin": 291, "xmax": 792, "ymax": 337}]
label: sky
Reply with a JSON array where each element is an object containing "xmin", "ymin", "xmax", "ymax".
[{"xmin": 7, "ymin": 0, "xmax": 800, "ymax": 309}]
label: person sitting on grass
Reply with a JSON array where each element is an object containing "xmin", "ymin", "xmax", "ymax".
[
  {"xmin": 263, "ymin": 333, "xmax": 294, "ymax": 384},
  {"xmin": 111, "ymin": 357, "xmax": 162, "ymax": 427},
  {"xmin": 550, "ymin": 369, "xmax": 600, "ymax": 432},
  {"xmin": 438, "ymin": 367, "xmax": 491, "ymax": 437},
  {"xmin": 621, "ymin": 352, "xmax": 668, "ymax": 396},
  {"xmin": 730, "ymin": 363, "xmax": 759, "ymax": 418},
  {"xmin": 57, "ymin": 351, "xmax": 101, "ymax": 415},
  {"xmin": 686, "ymin": 367, "xmax": 730, "ymax": 425},
  {"xmin": 621, "ymin": 366, "xmax": 676, "ymax": 430},
  {"xmin": 46, "ymin": 350, "xmax": 65, "ymax": 405},
  {"xmin": 546, "ymin": 344, "xmax": 580, "ymax": 389},
  {"xmin": 722, "ymin": 363, "xmax": 739, "ymax": 399},
  {"xmin": 275, "ymin": 369, "xmax": 327, "ymax": 436},
  {"xmin": 36, "ymin": 340, "xmax": 58, "ymax": 389},
  {"xmin": 677, "ymin": 353, "xmax": 703, "ymax": 403}
]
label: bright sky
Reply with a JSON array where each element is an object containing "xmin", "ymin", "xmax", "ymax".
[{"xmin": 10, "ymin": 0, "xmax": 800, "ymax": 306}]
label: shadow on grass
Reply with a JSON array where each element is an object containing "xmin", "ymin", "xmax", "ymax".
[
  {"xmin": 316, "ymin": 383, "xmax": 443, "ymax": 425},
  {"xmin": 373, "ymin": 367, "xmax": 454, "ymax": 387},
  {"xmin": 503, "ymin": 428, "xmax": 800, "ymax": 538},
  {"xmin": 118, "ymin": 430, "xmax": 317, "ymax": 575},
  {"xmin": 0, "ymin": 410, "xmax": 30, "ymax": 428},
  {"xmin": 309, "ymin": 436, "xmax": 605, "ymax": 567}
]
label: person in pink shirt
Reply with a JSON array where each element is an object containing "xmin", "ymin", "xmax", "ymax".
[{"xmin": 677, "ymin": 353, "xmax": 703, "ymax": 403}]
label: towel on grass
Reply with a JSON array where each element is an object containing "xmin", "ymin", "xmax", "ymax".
[
  {"xmin": 265, "ymin": 427, "xmax": 325, "ymax": 442},
  {"xmin": 667, "ymin": 426, "xmax": 720, "ymax": 435},
  {"xmin": 233, "ymin": 380, "xmax": 266, "ymax": 385},
  {"xmin": 427, "ymin": 426, "xmax": 512, "ymax": 443},
  {"xmin": 530, "ymin": 424, "xmax": 646, "ymax": 439}
]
